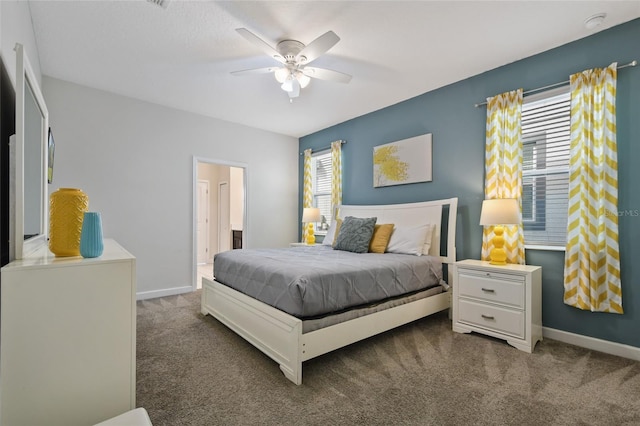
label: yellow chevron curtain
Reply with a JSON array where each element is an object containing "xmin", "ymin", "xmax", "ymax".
[
  {"xmin": 482, "ymin": 89, "xmax": 525, "ymax": 264},
  {"xmin": 302, "ymin": 148, "xmax": 313, "ymax": 242},
  {"xmin": 331, "ymin": 140, "xmax": 343, "ymax": 217},
  {"xmin": 564, "ymin": 63, "xmax": 622, "ymax": 313}
]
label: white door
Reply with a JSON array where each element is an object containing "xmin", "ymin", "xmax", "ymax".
[
  {"xmin": 218, "ymin": 181, "xmax": 230, "ymax": 252},
  {"xmin": 196, "ymin": 180, "xmax": 210, "ymax": 264}
]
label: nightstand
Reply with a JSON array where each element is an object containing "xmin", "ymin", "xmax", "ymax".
[
  {"xmin": 289, "ymin": 242, "xmax": 319, "ymax": 247},
  {"xmin": 452, "ymin": 259, "xmax": 542, "ymax": 353}
]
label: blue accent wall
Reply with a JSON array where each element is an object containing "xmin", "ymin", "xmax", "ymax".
[{"xmin": 299, "ymin": 19, "xmax": 640, "ymax": 348}]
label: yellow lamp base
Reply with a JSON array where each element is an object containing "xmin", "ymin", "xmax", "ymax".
[
  {"xmin": 488, "ymin": 225, "xmax": 507, "ymax": 265},
  {"xmin": 305, "ymin": 223, "xmax": 316, "ymax": 245}
]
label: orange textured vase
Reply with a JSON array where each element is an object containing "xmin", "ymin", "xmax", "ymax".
[{"xmin": 49, "ymin": 188, "xmax": 89, "ymax": 256}]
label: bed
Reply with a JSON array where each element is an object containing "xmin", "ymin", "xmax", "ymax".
[{"xmin": 201, "ymin": 197, "xmax": 458, "ymax": 385}]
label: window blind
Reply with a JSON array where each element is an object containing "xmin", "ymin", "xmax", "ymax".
[
  {"xmin": 312, "ymin": 152, "xmax": 332, "ymax": 232},
  {"xmin": 521, "ymin": 90, "xmax": 570, "ymax": 247}
]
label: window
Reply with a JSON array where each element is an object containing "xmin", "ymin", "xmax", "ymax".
[
  {"xmin": 521, "ymin": 88, "xmax": 571, "ymax": 248},
  {"xmin": 311, "ymin": 151, "xmax": 332, "ymax": 233}
]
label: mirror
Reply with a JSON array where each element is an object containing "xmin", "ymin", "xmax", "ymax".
[{"xmin": 11, "ymin": 43, "xmax": 48, "ymax": 260}]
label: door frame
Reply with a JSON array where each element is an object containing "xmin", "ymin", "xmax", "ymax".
[
  {"xmin": 217, "ymin": 181, "xmax": 230, "ymax": 253},
  {"xmin": 196, "ymin": 179, "xmax": 210, "ymax": 264},
  {"xmin": 192, "ymin": 156, "xmax": 248, "ymax": 291}
]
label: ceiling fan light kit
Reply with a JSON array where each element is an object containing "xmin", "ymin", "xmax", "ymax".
[
  {"xmin": 232, "ymin": 28, "xmax": 352, "ymax": 100},
  {"xmin": 281, "ymin": 77, "xmax": 300, "ymax": 98},
  {"xmin": 274, "ymin": 67, "xmax": 290, "ymax": 83},
  {"xmin": 296, "ymin": 73, "xmax": 311, "ymax": 88}
]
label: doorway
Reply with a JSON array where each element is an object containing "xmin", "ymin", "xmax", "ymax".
[{"xmin": 193, "ymin": 157, "xmax": 246, "ymax": 290}]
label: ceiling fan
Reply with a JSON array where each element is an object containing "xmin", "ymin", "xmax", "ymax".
[{"xmin": 231, "ymin": 28, "xmax": 352, "ymax": 100}]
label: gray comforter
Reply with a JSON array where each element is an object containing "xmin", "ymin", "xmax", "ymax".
[{"xmin": 213, "ymin": 245, "xmax": 444, "ymax": 318}]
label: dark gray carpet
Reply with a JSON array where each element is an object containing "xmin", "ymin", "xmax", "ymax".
[{"xmin": 137, "ymin": 291, "xmax": 640, "ymax": 425}]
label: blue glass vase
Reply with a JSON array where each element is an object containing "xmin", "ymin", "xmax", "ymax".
[{"xmin": 80, "ymin": 212, "xmax": 104, "ymax": 258}]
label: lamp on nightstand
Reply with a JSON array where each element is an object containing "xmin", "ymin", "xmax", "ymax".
[
  {"xmin": 480, "ymin": 198, "xmax": 520, "ymax": 265},
  {"xmin": 302, "ymin": 207, "xmax": 321, "ymax": 245}
]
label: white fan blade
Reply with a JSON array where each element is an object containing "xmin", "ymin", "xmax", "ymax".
[
  {"xmin": 302, "ymin": 67, "xmax": 352, "ymax": 84},
  {"xmin": 236, "ymin": 28, "xmax": 286, "ymax": 64},
  {"xmin": 297, "ymin": 31, "xmax": 339, "ymax": 64},
  {"xmin": 231, "ymin": 67, "xmax": 279, "ymax": 76}
]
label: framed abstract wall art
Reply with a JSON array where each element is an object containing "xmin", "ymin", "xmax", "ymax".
[{"xmin": 373, "ymin": 133, "xmax": 432, "ymax": 187}]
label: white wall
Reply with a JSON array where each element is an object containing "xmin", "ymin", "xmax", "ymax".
[
  {"xmin": 42, "ymin": 77, "xmax": 299, "ymax": 299},
  {"xmin": 0, "ymin": 1, "xmax": 42, "ymax": 87}
]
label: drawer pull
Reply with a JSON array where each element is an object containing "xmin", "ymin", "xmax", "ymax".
[
  {"xmin": 481, "ymin": 314, "xmax": 495, "ymax": 320},
  {"xmin": 481, "ymin": 288, "xmax": 495, "ymax": 293}
]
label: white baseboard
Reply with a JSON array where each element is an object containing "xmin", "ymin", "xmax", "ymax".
[
  {"xmin": 136, "ymin": 285, "xmax": 193, "ymax": 301},
  {"xmin": 543, "ymin": 327, "xmax": 640, "ymax": 361}
]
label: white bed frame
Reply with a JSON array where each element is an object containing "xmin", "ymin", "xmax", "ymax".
[{"xmin": 201, "ymin": 197, "xmax": 458, "ymax": 385}]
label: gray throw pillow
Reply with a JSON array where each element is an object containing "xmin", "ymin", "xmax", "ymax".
[{"xmin": 333, "ymin": 216, "xmax": 377, "ymax": 253}]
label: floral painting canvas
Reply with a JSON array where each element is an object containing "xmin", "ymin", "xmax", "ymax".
[{"xmin": 373, "ymin": 133, "xmax": 432, "ymax": 187}]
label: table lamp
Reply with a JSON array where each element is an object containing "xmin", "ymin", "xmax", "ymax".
[
  {"xmin": 480, "ymin": 198, "xmax": 520, "ymax": 265},
  {"xmin": 302, "ymin": 207, "xmax": 321, "ymax": 244}
]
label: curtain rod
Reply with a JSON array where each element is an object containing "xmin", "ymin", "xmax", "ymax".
[
  {"xmin": 299, "ymin": 140, "xmax": 346, "ymax": 156},
  {"xmin": 474, "ymin": 60, "xmax": 637, "ymax": 108}
]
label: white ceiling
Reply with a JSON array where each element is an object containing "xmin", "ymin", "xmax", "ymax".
[{"xmin": 28, "ymin": 1, "xmax": 640, "ymax": 138}]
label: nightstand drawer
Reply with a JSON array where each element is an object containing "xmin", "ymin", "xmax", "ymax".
[
  {"xmin": 458, "ymin": 299, "xmax": 525, "ymax": 338},
  {"xmin": 458, "ymin": 270, "xmax": 524, "ymax": 308}
]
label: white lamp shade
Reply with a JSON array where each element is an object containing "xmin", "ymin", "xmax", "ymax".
[
  {"xmin": 288, "ymin": 78, "xmax": 300, "ymax": 98},
  {"xmin": 297, "ymin": 72, "xmax": 311, "ymax": 88},
  {"xmin": 281, "ymin": 78, "xmax": 293, "ymax": 92},
  {"xmin": 274, "ymin": 67, "xmax": 290, "ymax": 83},
  {"xmin": 480, "ymin": 199, "xmax": 520, "ymax": 225},
  {"xmin": 302, "ymin": 207, "xmax": 321, "ymax": 223}
]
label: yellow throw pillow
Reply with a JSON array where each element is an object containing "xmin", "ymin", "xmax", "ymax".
[{"xmin": 369, "ymin": 224, "xmax": 394, "ymax": 253}]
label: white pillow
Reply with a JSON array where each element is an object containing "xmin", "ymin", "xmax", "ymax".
[
  {"xmin": 322, "ymin": 219, "xmax": 338, "ymax": 246},
  {"xmin": 386, "ymin": 224, "xmax": 433, "ymax": 256}
]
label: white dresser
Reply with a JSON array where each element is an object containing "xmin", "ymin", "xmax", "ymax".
[
  {"xmin": 1, "ymin": 239, "xmax": 136, "ymax": 426},
  {"xmin": 452, "ymin": 259, "xmax": 542, "ymax": 353}
]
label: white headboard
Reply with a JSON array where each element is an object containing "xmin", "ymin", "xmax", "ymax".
[{"xmin": 337, "ymin": 197, "xmax": 458, "ymax": 264}]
